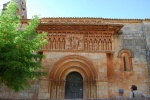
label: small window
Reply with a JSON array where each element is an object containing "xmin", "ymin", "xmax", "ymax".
[
  {"xmin": 118, "ymin": 49, "xmax": 133, "ymax": 71},
  {"xmin": 123, "ymin": 56, "xmax": 126, "ymax": 71}
]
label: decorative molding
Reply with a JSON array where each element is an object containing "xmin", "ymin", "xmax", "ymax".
[
  {"xmin": 118, "ymin": 49, "xmax": 134, "ymax": 58},
  {"xmin": 49, "ymin": 55, "xmax": 98, "ymax": 80},
  {"xmin": 41, "ymin": 32, "xmax": 114, "ymax": 52},
  {"xmin": 21, "ymin": 18, "xmax": 150, "ymax": 24}
]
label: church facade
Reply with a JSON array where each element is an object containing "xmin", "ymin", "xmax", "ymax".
[
  {"xmin": 1, "ymin": 0, "xmax": 150, "ymax": 99},
  {"xmin": 36, "ymin": 18, "xmax": 150, "ymax": 99}
]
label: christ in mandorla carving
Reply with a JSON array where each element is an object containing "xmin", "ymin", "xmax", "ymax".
[{"xmin": 66, "ymin": 34, "xmax": 83, "ymax": 50}]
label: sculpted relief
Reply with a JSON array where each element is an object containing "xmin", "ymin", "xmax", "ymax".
[
  {"xmin": 43, "ymin": 33, "xmax": 113, "ymax": 51},
  {"xmin": 66, "ymin": 34, "xmax": 83, "ymax": 50}
]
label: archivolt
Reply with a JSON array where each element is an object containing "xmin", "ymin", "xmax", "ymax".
[
  {"xmin": 49, "ymin": 55, "xmax": 98, "ymax": 81},
  {"xmin": 118, "ymin": 49, "xmax": 134, "ymax": 58}
]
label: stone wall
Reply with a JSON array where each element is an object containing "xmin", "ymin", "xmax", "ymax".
[
  {"xmin": 0, "ymin": 80, "xmax": 39, "ymax": 99},
  {"xmin": 38, "ymin": 52, "xmax": 107, "ymax": 99},
  {"xmin": 143, "ymin": 21, "xmax": 150, "ymax": 76},
  {"xmin": 0, "ymin": 18, "xmax": 150, "ymax": 99},
  {"xmin": 107, "ymin": 21, "xmax": 150, "ymax": 98}
]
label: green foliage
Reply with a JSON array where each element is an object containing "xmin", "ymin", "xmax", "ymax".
[{"xmin": 0, "ymin": 1, "xmax": 47, "ymax": 92}]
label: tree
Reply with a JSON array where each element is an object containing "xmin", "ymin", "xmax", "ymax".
[{"xmin": 0, "ymin": 1, "xmax": 47, "ymax": 92}]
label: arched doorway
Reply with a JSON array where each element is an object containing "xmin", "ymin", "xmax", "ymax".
[
  {"xmin": 49, "ymin": 55, "xmax": 98, "ymax": 99},
  {"xmin": 65, "ymin": 72, "xmax": 83, "ymax": 99}
]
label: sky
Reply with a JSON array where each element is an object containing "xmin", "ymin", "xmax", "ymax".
[{"xmin": 0, "ymin": 0, "xmax": 150, "ymax": 19}]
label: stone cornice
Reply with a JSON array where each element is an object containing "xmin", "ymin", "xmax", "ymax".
[
  {"xmin": 144, "ymin": 19, "xmax": 150, "ymax": 22},
  {"xmin": 21, "ymin": 18, "xmax": 150, "ymax": 24},
  {"xmin": 40, "ymin": 17, "xmax": 150, "ymax": 23},
  {"xmin": 36, "ymin": 23, "xmax": 123, "ymax": 35}
]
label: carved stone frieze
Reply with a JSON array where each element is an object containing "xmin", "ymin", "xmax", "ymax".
[
  {"xmin": 42, "ymin": 32, "xmax": 113, "ymax": 52},
  {"xmin": 37, "ymin": 23, "xmax": 123, "ymax": 52},
  {"xmin": 66, "ymin": 34, "xmax": 83, "ymax": 50}
]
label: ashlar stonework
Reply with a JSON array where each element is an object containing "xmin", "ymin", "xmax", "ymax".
[
  {"xmin": 1, "ymin": 0, "xmax": 150, "ymax": 99},
  {"xmin": 1, "ymin": 18, "xmax": 150, "ymax": 99}
]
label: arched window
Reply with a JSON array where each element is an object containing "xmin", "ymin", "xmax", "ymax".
[{"xmin": 118, "ymin": 49, "xmax": 133, "ymax": 71}]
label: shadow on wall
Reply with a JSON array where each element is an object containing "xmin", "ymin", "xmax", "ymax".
[{"xmin": 146, "ymin": 50, "xmax": 150, "ymax": 76}]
